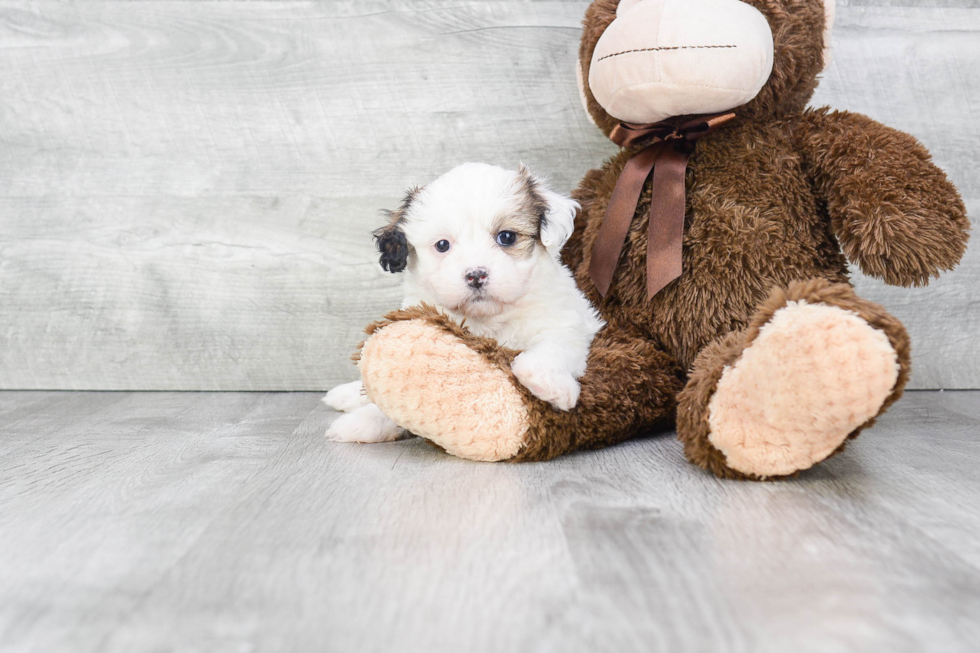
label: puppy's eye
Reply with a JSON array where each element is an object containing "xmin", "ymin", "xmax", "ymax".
[
  {"xmin": 496, "ymin": 231, "xmax": 517, "ymax": 247},
  {"xmin": 435, "ymin": 240, "xmax": 451, "ymax": 253}
]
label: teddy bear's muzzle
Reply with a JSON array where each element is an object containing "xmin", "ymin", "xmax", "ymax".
[{"xmin": 588, "ymin": 0, "xmax": 775, "ymax": 124}]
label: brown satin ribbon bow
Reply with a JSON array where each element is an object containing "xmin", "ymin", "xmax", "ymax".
[{"xmin": 589, "ymin": 111, "xmax": 736, "ymax": 299}]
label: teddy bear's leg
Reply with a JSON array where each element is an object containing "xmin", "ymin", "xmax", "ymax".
[
  {"xmin": 677, "ymin": 278, "xmax": 911, "ymax": 480},
  {"xmin": 357, "ymin": 307, "xmax": 684, "ymax": 462}
]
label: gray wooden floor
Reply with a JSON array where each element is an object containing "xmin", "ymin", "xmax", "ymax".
[{"xmin": 1, "ymin": 391, "xmax": 979, "ymax": 652}]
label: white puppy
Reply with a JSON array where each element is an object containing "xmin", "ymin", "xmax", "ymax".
[{"xmin": 325, "ymin": 163, "xmax": 604, "ymax": 443}]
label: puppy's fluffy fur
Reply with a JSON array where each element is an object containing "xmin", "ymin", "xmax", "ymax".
[{"xmin": 325, "ymin": 163, "xmax": 604, "ymax": 443}]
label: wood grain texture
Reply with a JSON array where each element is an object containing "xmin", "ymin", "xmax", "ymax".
[
  {"xmin": 1, "ymin": 390, "xmax": 978, "ymax": 652},
  {"xmin": 0, "ymin": 2, "xmax": 975, "ymax": 389}
]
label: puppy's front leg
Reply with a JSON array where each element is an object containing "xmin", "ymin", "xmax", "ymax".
[
  {"xmin": 326, "ymin": 403, "xmax": 407, "ymax": 443},
  {"xmin": 511, "ymin": 344, "xmax": 583, "ymax": 411}
]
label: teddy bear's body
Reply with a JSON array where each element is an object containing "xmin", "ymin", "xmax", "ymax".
[
  {"xmin": 567, "ymin": 104, "xmax": 969, "ymax": 363},
  {"xmin": 566, "ymin": 118, "xmax": 849, "ymax": 372},
  {"xmin": 350, "ymin": 0, "xmax": 970, "ymax": 480}
]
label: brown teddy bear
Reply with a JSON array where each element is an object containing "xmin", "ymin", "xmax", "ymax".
[{"xmin": 351, "ymin": 0, "xmax": 970, "ymax": 480}]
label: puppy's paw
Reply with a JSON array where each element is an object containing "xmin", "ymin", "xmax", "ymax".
[
  {"xmin": 326, "ymin": 404, "xmax": 406, "ymax": 443},
  {"xmin": 511, "ymin": 353, "xmax": 581, "ymax": 411},
  {"xmin": 323, "ymin": 380, "xmax": 370, "ymax": 412}
]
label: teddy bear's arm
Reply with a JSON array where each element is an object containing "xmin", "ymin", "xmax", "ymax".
[{"xmin": 795, "ymin": 107, "xmax": 970, "ymax": 287}]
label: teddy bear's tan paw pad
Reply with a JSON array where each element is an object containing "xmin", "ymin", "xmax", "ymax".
[
  {"xmin": 707, "ymin": 301, "xmax": 899, "ymax": 478},
  {"xmin": 358, "ymin": 319, "xmax": 528, "ymax": 462}
]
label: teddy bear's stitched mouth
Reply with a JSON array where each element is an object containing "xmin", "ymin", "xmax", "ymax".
[{"xmin": 597, "ymin": 44, "xmax": 737, "ymax": 63}]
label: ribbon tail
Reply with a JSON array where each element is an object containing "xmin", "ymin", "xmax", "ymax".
[
  {"xmin": 589, "ymin": 144, "xmax": 661, "ymax": 297},
  {"xmin": 646, "ymin": 146, "xmax": 691, "ymax": 299}
]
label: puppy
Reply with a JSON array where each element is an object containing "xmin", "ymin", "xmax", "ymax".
[{"xmin": 324, "ymin": 162, "xmax": 604, "ymax": 443}]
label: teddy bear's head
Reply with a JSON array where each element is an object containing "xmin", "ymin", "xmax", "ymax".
[{"xmin": 577, "ymin": 0, "xmax": 834, "ymax": 136}]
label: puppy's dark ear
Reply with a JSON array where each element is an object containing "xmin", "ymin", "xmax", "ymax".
[
  {"xmin": 373, "ymin": 186, "xmax": 420, "ymax": 274},
  {"xmin": 374, "ymin": 222, "xmax": 409, "ymax": 273}
]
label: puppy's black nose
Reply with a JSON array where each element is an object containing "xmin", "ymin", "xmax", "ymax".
[{"xmin": 465, "ymin": 267, "xmax": 489, "ymax": 289}]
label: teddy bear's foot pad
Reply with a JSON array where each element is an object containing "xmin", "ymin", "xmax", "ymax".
[
  {"xmin": 359, "ymin": 319, "xmax": 529, "ymax": 461},
  {"xmin": 708, "ymin": 301, "xmax": 900, "ymax": 478}
]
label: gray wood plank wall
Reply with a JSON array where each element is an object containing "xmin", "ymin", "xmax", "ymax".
[{"xmin": 0, "ymin": 0, "xmax": 976, "ymax": 390}]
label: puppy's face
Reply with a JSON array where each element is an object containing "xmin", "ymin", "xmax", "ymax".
[{"xmin": 375, "ymin": 163, "xmax": 579, "ymax": 318}]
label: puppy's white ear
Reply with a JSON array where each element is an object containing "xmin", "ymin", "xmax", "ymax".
[
  {"xmin": 516, "ymin": 164, "xmax": 580, "ymax": 257},
  {"xmin": 540, "ymin": 189, "xmax": 580, "ymax": 257}
]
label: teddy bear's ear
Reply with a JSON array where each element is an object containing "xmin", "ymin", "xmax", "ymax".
[
  {"xmin": 540, "ymin": 189, "xmax": 580, "ymax": 258},
  {"xmin": 822, "ymin": 0, "xmax": 836, "ymax": 71},
  {"xmin": 575, "ymin": 60, "xmax": 597, "ymax": 128}
]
